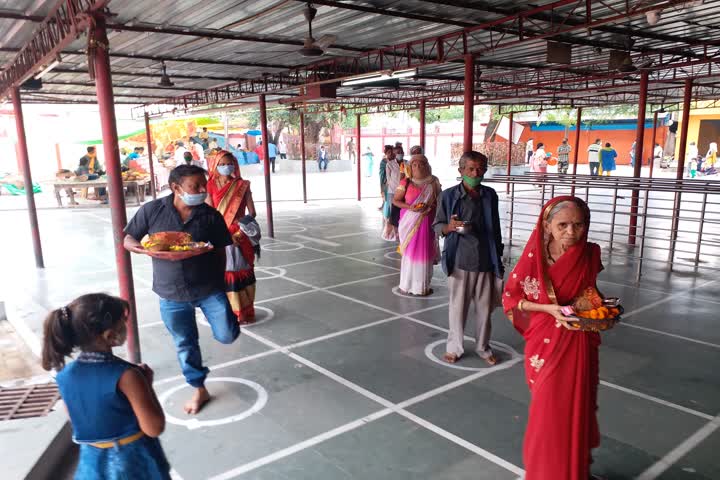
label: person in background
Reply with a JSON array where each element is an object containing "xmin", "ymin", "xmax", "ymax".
[
  {"xmin": 410, "ymin": 145, "xmax": 423, "ymax": 155},
  {"xmin": 209, "ymin": 138, "xmax": 219, "ymax": 150},
  {"xmin": 383, "ymin": 145, "xmax": 405, "ymax": 240},
  {"xmin": 690, "ymin": 157, "xmax": 698, "ymax": 178},
  {"xmin": 379, "ymin": 145, "xmax": 391, "ymax": 211},
  {"xmin": 347, "ymin": 138, "xmax": 356, "ymax": 163},
  {"xmin": 587, "ymin": 139, "xmax": 602, "ymax": 177},
  {"xmin": 530, "ymin": 143, "xmax": 547, "ymax": 174},
  {"xmin": 557, "ymin": 138, "xmax": 571, "ymax": 174},
  {"xmin": 123, "ymin": 165, "xmax": 239, "ymax": 415},
  {"xmin": 434, "ymin": 151, "xmax": 504, "ymax": 366},
  {"xmin": 268, "ymin": 141, "xmax": 278, "ymax": 173},
  {"xmin": 704, "ymin": 141, "xmax": 717, "ymax": 171},
  {"xmin": 363, "ymin": 146, "xmax": 375, "ymax": 177},
  {"xmin": 199, "ymin": 127, "xmax": 209, "ymax": 148},
  {"xmin": 77, "ymin": 146, "xmax": 107, "ymax": 203},
  {"xmin": 181, "ymin": 151, "xmax": 193, "ymax": 166},
  {"xmin": 653, "ymin": 143, "xmax": 663, "ymax": 166},
  {"xmin": 526, "ymin": 138, "xmax": 534, "ymax": 164},
  {"xmin": 393, "ymin": 154, "xmax": 441, "ymax": 296},
  {"xmin": 42, "ymin": 293, "xmax": 171, "ymax": 479},
  {"xmin": 279, "ymin": 140, "xmax": 288, "ymax": 161},
  {"xmin": 687, "ymin": 141, "xmax": 700, "ymax": 172},
  {"xmin": 317, "ymin": 145, "xmax": 329, "ymax": 171},
  {"xmin": 206, "ymin": 151, "xmax": 260, "ymax": 324},
  {"xmin": 600, "ymin": 142, "xmax": 617, "ymax": 176},
  {"xmin": 190, "ymin": 139, "xmax": 206, "ymax": 170},
  {"xmin": 503, "ymin": 197, "xmax": 605, "ymax": 480},
  {"xmin": 629, "ymin": 141, "xmax": 636, "ymax": 168},
  {"xmin": 174, "ymin": 141, "xmax": 188, "ymax": 167}
]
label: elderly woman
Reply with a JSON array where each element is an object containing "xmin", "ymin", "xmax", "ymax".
[
  {"xmin": 392, "ymin": 154, "xmax": 441, "ymax": 296},
  {"xmin": 503, "ymin": 196, "xmax": 605, "ymax": 480},
  {"xmin": 206, "ymin": 150, "xmax": 260, "ymax": 324}
]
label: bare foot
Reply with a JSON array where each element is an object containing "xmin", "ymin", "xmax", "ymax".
[
  {"xmin": 184, "ymin": 387, "xmax": 210, "ymax": 415},
  {"xmin": 443, "ymin": 352, "xmax": 459, "ymax": 364}
]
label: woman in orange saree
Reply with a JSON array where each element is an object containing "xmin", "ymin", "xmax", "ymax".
[
  {"xmin": 206, "ymin": 150, "xmax": 259, "ymax": 324},
  {"xmin": 502, "ymin": 196, "xmax": 604, "ymax": 480}
]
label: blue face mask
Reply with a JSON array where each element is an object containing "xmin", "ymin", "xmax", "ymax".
[
  {"xmin": 179, "ymin": 189, "xmax": 207, "ymax": 206},
  {"xmin": 217, "ymin": 165, "xmax": 235, "ymax": 176}
]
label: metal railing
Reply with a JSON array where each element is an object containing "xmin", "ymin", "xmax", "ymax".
[{"xmin": 488, "ymin": 173, "xmax": 720, "ymax": 282}]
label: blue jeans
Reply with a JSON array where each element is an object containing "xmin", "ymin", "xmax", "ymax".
[
  {"xmin": 159, "ymin": 292, "xmax": 240, "ymax": 387},
  {"xmin": 318, "ymin": 158, "xmax": 328, "ymax": 170}
]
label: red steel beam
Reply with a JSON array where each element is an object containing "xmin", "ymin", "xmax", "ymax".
[
  {"xmin": 135, "ymin": 0, "xmax": 693, "ymax": 115},
  {"xmin": 259, "ymin": 94, "xmax": 275, "ymax": 238},
  {"xmin": 91, "ymin": 14, "xmax": 140, "ymax": 363},
  {"xmin": 300, "ymin": 113, "xmax": 307, "ymax": 203},
  {"xmin": 11, "ymin": 88, "xmax": 44, "ymax": 269},
  {"xmin": 356, "ymin": 114, "xmax": 362, "ymax": 201},
  {"xmin": 629, "ymin": 71, "xmax": 649, "ymax": 245},
  {"xmin": 668, "ymin": 78, "xmax": 693, "ymax": 265},
  {"xmin": 419, "ymin": 100, "xmax": 426, "ymax": 153},
  {"xmin": 144, "ymin": 112, "xmax": 157, "ymax": 200},
  {"xmin": 649, "ymin": 110, "xmax": 659, "ymax": 178},
  {"xmin": 506, "ymin": 111, "xmax": 513, "ymax": 194},
  {"xmin": 463, "ymin": 54, "xmax": 474, "ymax": 152},
  {"xmin": 0, "ymin": 0, "xmax": 109, "ymax": 98}
]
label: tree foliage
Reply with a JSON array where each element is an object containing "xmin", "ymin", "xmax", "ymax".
[{"xmin": 408, "ymin": 106, "xmax": 466, "ymax": 123}]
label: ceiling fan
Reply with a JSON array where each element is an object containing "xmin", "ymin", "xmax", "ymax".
[
  {"xmin": 298, "ymin": 3, "xmax": 336, "ymax": 57},
  {"xmin": 158, "ymin": 61, "xmax": 174, "ymax": 87}
]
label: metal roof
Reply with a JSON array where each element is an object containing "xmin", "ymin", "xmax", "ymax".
[{"xmin": 2, "ymin": 0, "xmax": 720, "ymax": 116}]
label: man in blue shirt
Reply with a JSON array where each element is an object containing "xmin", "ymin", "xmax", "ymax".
[{"xmin": 268, "ymin": 142, "xmax": 278, "ymax": 173}]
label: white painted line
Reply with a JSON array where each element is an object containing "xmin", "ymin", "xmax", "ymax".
[
  {"xmin": 635, "ymin": 415, "xmax": 720, "ymax": 480},
  {"xmin": 169, "ymin": 468, "xmax": 184, "ymax": 480},
  {"xmin": 234, "ymin": 329, "xmax": 526, "ymax": 479},
  {"xmin": 286, "ymin": 317, "xmax": 402, "ymax": 349},
  {"xmin": 207, "ymin": 409, "xmax": 394, "ymax": 480},
  {"xmin": 617, "ymin": 322, "xmax": 720, "ymax": 350},
  {"xmin": 292, "ymin": 234, "xmax": 342, "ymax": 247},
  {"xmin": 154, "ymin": 349, "xmax": 280, "ymax": 386},
  {"xmin": 599, "ymin": 381, "xmax": 714, "ymax": 421},
  {"xmin": 621, "ymin": 279, "xmax": 717, "ymax": 320},
  {"xmin": 325, "ymin": 230, "xmax": 373, "ymax": 239}
]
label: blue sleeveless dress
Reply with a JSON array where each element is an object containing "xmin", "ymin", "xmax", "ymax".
[{"xmin": 56, "ymin": 351, "xmax": 171, "ymax": 480}]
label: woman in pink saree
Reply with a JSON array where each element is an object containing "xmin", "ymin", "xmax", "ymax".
[{"xmin": 392, "ymin": 155, "xmax": 441, "ymax": 296}]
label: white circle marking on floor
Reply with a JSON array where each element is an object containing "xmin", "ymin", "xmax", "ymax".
[
  {"xmin": 424, "ymin": 339, "xmax": 522, "ymax": 372},
  {"xmin": 159, "ymin": 377, "xmax": 268, "ymax": 430}
]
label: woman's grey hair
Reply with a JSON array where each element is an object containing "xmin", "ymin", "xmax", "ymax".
[
  {"xmin": 459, "ymin": 151, "xmax": 488, "ymax": 170},
  {"xmin": 546, "ymin": 200, "xmax": 588, "ymax": 223},
  {"xmin": 408, "ymin": 154, "xmax": 431, "ymax": 178}
]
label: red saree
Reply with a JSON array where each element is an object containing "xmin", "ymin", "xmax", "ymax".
[
  {"xmin": 502, "ymin": 196, "xmax": 603, "ymax": 480},
  {"xmin": 207, "ymin": 151, "xmax": 257, "ymax": 323}
]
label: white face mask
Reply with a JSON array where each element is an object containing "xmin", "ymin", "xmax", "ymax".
[
  {"xmin": 217, "ymin": 165, "xmax": 235, "ymax": 176},
  {"xmin": 179, "ymin": 189, "xmax": 207, "ymax": 206},
  {"xmin": 396, "ymin": 154, "xmax": 404, "ymax": 161}
]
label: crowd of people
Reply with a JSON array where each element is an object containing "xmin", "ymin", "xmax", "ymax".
[{"xmin": 46, "ymin": 139, "xmax": 614, "ymax": 479}]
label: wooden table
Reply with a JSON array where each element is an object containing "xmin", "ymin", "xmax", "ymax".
[{"xmin": 53, "ymin": 178, "xmax": 150, "ymax": 207}]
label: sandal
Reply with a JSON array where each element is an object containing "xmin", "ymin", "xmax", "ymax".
[{"xmin": 443, "ymin": 353, "xmax": 459, "ymax": 364}]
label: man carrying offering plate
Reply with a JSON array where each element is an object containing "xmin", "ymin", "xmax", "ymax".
[{"xmin": 124, "ymin": 165, "xmax": 239, "ymax": 414}]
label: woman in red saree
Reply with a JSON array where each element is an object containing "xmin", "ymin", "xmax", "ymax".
[
  {"xmin": 206, "ymin": 150, "xmax": 259, "ymax": 324},
  {"xmin": 502, "ymin": 196, "xmax": 604, "ymax": 480}
]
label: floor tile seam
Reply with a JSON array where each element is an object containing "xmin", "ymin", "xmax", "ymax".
[
  {"xmin": 241, "ymin": 329, "xmax": 525, "ymax": 477},
  {"xmin": 634, "ymin": 414, "xmax": 720, "ymax": 480},
  {"xmin": 206, "ymin": 408, "xmax": 395, "ymax": 480},
  {"xmin": 621, "ymin": 278, "xmax": 718, "ymax": 320},
  {"xmin": 616, "ymin": 322, "xmax": 720, "ymax": 350},
  {"xmin": 402, "ymin": 315, "xmax": 716, "ymax": 421},
  {"xmin": 263, "ymin": 246, "xmax": 395, "ymax": 270}
]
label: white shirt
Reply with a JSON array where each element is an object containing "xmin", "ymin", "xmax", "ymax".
[
  {"xmin": 193, "ymin": 143, "xmax": 204, "ymax": 160},
  {"xmin": 174, "ymin": 146, "xmax": 188, "ymax": 166},
  {"xmin": 587, "ymin": 143, "xmax": 601, "ymax": 163},
  {"xmin": 279, "ymin": 143, "xmax": 287, "ymax": 154},
  {"xmin": 688, "ymin": 145, "xmax": 699, "ymax": 160},
  {"xmin": 654, "ymin": 145, "xmax": 663, "ymax": 158}
]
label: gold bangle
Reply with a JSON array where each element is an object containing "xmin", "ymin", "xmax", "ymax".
[{"xmin": 518, "ymin": 299, "xmax": 525, "ymax": 312}]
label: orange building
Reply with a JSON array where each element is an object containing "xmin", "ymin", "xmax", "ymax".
[{"xmin": 518, "ymin": 120, "xmax": 669, "ymax": 165}]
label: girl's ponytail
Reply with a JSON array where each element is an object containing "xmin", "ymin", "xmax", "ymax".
[{"xmin": 41, "ymin": 307, "xmax": 76, "ymax": 371}]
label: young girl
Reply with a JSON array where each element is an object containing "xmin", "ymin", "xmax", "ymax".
[{"xmin": 42, "ymin": 293, "xmax": 171, "ymax": 479}]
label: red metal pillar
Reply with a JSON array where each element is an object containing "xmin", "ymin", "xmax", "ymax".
[
  {"xmin": 300, "ymin": 112, "xmax": 307, "ymax": 203},
  {"xmin": 629, "ymin": 71, "xmax": 649, "ymax": 245},
  {"xmin": 419, "ymin": 100, "xmax": 426, "ymax": 153},
  {"xmin": 55, "ymin": 144, "xmax": 62, "ymax": 170},
  {"xmin": 91, "ymin": 15, "xmax": 140, "ymax": 362},
  {"xmin": 506, "ymin": 111, "xmax": 513, "ymax": 194},
  {"xmin": 676, "ymin": 79, "xmax": 693, "ymax": 180},
  {"xmin": 259, "ymin": 94, "xmax": 274, "ymax": 238},
  {"xmin": 649, "ymin": 110, "xmax": 659, "ymax": 178},
  {"xmin": 11, "ymin": 87, "xmax": 44, "ymax": 269},
  {"xmin": 668, "ymin": 79, "xmax": 693, "ymax": 264},
  {"xmin": 356, "ymin": 114, "xmax": 362, "ymax": 201},
  {"xmin": 143, "ymin": 112, "xmax": 157, "ymax": 200},
  {"xmin": 463, "ymin": 54, "xmax": 475, "ymax": 152},
  {"xmin": 571, "ymin": 107, "xmax": 582, "ymax": 196}
]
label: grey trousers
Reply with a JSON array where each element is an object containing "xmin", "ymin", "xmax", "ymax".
[{"xmin": 446, "ymin": 268, "xmax": 494, "ymax": 359}]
